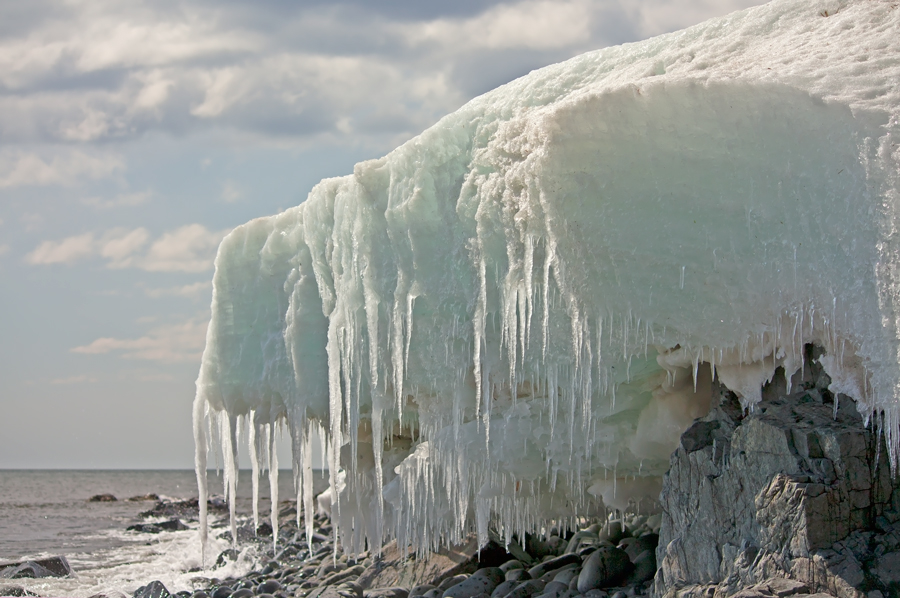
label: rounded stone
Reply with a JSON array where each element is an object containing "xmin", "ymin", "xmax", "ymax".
[
  {"xmin": 211, "ymin": 587, "xmax": 233, "ymax": 598},
  {"xmin": 258, "ymin": 581, "xmax": 282, "ymax": 595},
  {"xmin": 576, "ymin": 548, "xmax": 632, "ymax": 593},
  {"xmin": 230, "ymin": 590, "xmax": 253, "ymax": 598}
]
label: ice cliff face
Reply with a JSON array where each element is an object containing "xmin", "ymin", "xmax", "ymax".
[{"xmin": 193, "ymin": 0, "xmax": 900, "ymax": 558}]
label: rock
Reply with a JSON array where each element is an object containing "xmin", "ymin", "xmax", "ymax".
[
  {"xmin": 89, "ymin": 493, "xmax": 118, "ymax": 502},
  {"xmin": 411, "ymin": 585, "xmax": 436, "ymax": 597},
  {"xmin": 258, "ymin": 581, "xmax": 282, "ymax": 594},
  {"xmin": 551, "ymin": 569, "xmax": 579, "ymax": 586},
  {"xmin": 0, "ymin": 556, "xmax": 71, "ymax": 579},
  {"xmin": 134, "ymin": 581, "xmax": 171, "ymax": 598},
  {"xmin": 0, "ymin": 586, "xmax": 37, "ymax": 597},
  {"xmin": 499, "ymin": 562, "xmax": 523, "ymax": 573},
  {"xmin": 501, "ymin": 580, "xmax": 545, "ymax": 598},
  {"xmin": 210, "ymin": 586, "xmax": 232, "ymax": 598},
  {"xmin": 491, "ymin": 581, "xmax": 520, "ymax": 598},
  {"xmin": 364, "ymin": 588, "xmax": 409, "ymax": 598},
  {"xmin": 230, "ymin": 590, "xmax": 253, "ymax": 598},
  {"xmin": 577, "ymin": 548, "xmax": 631, "ymax": 592},
  {"xmin": 598, "ymin": 523, "xmax": 625, "ymax": 546},
  {"xmin": 505, "ymin": 569, "xmax": 528, "ymax": 582},
  {"xmin": 127, "ymin": 494, "xmax": 160, "ymax": 501},
  {"xmin": 443, "ymin": 575, "xmax": 499, "ymax": 598},
  {"xmin": 527, "ymin": 555, "xmax": 581, "ymax": 580},
  {"xmin": 653, "ymin": 351, "xmax": 900, "ymax": 598},
  {"xmin": 357, "ymin": 538, "xmax": 481, "ymax": 590},
  {"xmin": 625, "ymin": 550, "xmax": 655, "ymax": 585},
  {"xmin": 439, "ymin": 575, "xmax": 470, "ymax": 591}
]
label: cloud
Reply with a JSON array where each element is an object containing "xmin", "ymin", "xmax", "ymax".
[
  {"xmin": 143, "ymin": 281, "xmax": 211, "ymax": 300},
  {"xmin": 0, "ymin": 150, "xmax": 124, "ymax": 187},
  {"xmin": 25, "ymin": 224, "xmax": 228, "ymax": 271},
  {"xmin": 0, "ymin": 244, "xmax": 9, "ymax": 258},
  {"xmin": 26, "ymin": 232, "xmax": 96, "ymax": 265},
  {"xmin": 49, "ymin": 374, "xmax": 98, "ymax": 385},
  {"xmin": 141, "ymin": 224, "xmax": 228, "ymax": 273},
  {"xmin": 71, "ymin": 317, "xmax": 208, "ymax": 363}
]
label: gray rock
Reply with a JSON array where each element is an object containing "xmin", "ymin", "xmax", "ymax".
[
  {"xmin": 527, "ymin": 555, "xmax": 581, "ymax": 580},
  {"xmin": 577, "ymin": 548, "xmax": 631, "ymax": 592},
  {"xmin": 0, "ymin": 586, "xmax": 37, "ymax": 597},
  {"xmin": 0, "ymin": 556, "xmax": 71, "ymax": 579},
  {"xmin": 134, "ymin": 581, "xmax": 171, "ymax": 598},
  {"xmin": 411, "ymin": 585, "xmax": 436, "ymax": 596},
  {"xmin": 492, "ymin": 581, "xmax": 520, "ymax": 598},
  {"xmin": 438, "ymin": 575, "xmax": 470, "ymax": 591},
  {"xmin": 552, "ymin": 568, "xmax": 579, "ymax": 585},
  {"xmin": 505, "ymin": 569, "xmax": 528, "ymax": 582},
  {"xmin": 443, "ymin": 571, "xmax": 501, "ymax": 598},
  {"xmin": 500, "ymin": 562, "xmax": 523, "ymax": 573},
  {"xmin": 625, "ymin": 550, "xmax": 655, "ymax": 585},
  {"xmin": 501, "ymin": 580, "xmax": 545, "ymax": 598},
  {"xmin": 364, "ymin": 588, "xmax": 409, "ymax": 598}
]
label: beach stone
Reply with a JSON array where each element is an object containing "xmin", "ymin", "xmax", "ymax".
[
  {"xmin": 625, "ymin": 550, "xmax": 655, "ymax": 585},
  {"xmin": 189, "ymin": 592, "xmax": 209, "ymax": 598},
  {"xmin": 134, "ymin": 581, "xmax": 171, "ymax": 598},
  {"xmin": 0, "ymin": 562, "xmax": 55, "ymax": 579},
  {"xmin": 257, "ymin": 581, "xmax": 282, "ymax": 594},
  {"xmin": 443, "ymin": 570, "xmax": 501, "ymax": 598},
  {"xmin": 230, "ymin": 590, "xmax": 252, "ymax": 598},
  {"xmin": 503, "ymin": 580, "xmax": 545, "ymax": 598},
  {"xmin": 499, "ymin": 562, "xmax": 523, "ymax": 573},
  {"xmin": 577, "ymin": 548, "xmax": 631, "ymax": 592},
  {"xmin": 552, "ymin": 569, "xmax": 579, "ymax": 585},
  {"xmin": 410, "ymin": 585, "xmax": 435, "ymax": 596},
  {"xmin": 505, "ymin": 570, "xmax": 528, "ymax": 582},
  {"xmin": 210, "ymin": 586, "xmax": 232, "ymax": 598},
  {"xmin": 89, "ymin": 493, "xmax": 118, "ymax": 502},
  {"xmin": 364, "ymin": 588, "xmax": 409, "ymax": 598},
  {"xmin": 0, "ymin": 556, "xmax": 71, "ymax": 579},
  {"xmin": 423, "ymin": 591, "xmax": 442, "ymax": 598},
  {"xmin": 438, "ymin": 575, "xmax": 469, "ymax": 591},
  {"xmin": 528, "ymin": 555, "xmax": 581, "ymax": 580},
  {"xmin": 491, "ymin": 581, "xmax": 519, "ymax": 598},
  {"xmin": 127, "ymin": 494, "xmax": 159, "ymax": 501},
  {"xmin": 599, "ymin": 523, "xmax": 625, "ymax": 546}
]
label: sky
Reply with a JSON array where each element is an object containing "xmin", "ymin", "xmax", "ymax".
[{"xmin": 0, "ymin": 0, "xmax": 768, "ymax": 469}]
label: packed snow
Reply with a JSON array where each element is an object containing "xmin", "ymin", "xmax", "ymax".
[{"xmin": 193, "ymin": 0, "xmax": 900, "ymax": 559}]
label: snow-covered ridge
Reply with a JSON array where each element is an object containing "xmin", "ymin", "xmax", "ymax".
[{"xmin": 193, "ymin": 0, "xmax": 900, "ymax": 558}]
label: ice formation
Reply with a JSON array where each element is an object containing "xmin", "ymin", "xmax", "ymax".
[{"xmin": 193, "ymin": 0, "xmax": 900, "ymax": 559}]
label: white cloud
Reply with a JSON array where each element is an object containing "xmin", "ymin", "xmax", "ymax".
[
  {"xmin": 141, "ymin": 224, "xmax": 228, "ymax": 273},
  {"xmin": 26, "ymin": 232, "xmax": 96, "ymax": 265},
  {"xmin": 414, "ymin": 0, "xmax": 595, "ymax": 51},
  {"xmin": 25, "ymin": 224, "xmax": 228, "ymax": 271},
  {"xmin": 100, "ymin": 227, "xmax": 151, "ymax": 268},
  {"xmin": 0, "ymin": 150, "xmax": 124, "ymax": 188},
  {"xmin": 71, "ymin": 317, "xmax": 208, "ymax": 363},
  {"xmin": 143, "ymin": 281, "xmax": 211, "ymax": 300}
]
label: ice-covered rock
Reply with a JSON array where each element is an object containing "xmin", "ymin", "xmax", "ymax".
[{"xmin": 193, "ymin": 0, "xmax": 900, "ymax": 560}]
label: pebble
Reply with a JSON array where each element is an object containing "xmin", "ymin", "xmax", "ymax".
[{"xmin": 577, "ymin": 549, "xmax": 632, "ymax": 593}]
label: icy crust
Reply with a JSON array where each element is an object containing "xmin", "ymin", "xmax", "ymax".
[{"xmin": 194, "ymin": 0, "xmax": 900, "ymax": 560}]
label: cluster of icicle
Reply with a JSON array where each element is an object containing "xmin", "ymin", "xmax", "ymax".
[{"xmin": 192, "ymin": 0, "xmax": 900, "ymax": 565}]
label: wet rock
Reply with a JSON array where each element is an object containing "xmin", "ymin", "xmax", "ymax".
[
  {"xmin": 210, "ymin": 586, "xmax": 232, "ymax": 598},
  {"xmin": 0, "ymin": 556, "xmax": 71, "ymax": 579},
  {"xmin": 89, "ymin": 493, "xmax": 118, "ymax": 502},
  {"xmin": 577, "ymin": 548, "xmax": 631, "ymax": 593},
  {"xmin": 127, "ymin": 494, "xmax": 160, "ymax": 501},
  {"xmin": 189, "ymin": 592, "xmax": 209, "ymax": 598},
  {"xmin": 258, "ymin": 581, "xmax": 282, "ymax": 594},
  {"xmin": 230, "ymin": 590, "xmax": 253, "ymax": 598},
  {"xmin": 500, "ymin": 562, "xmax": 523, "ymax": 573},
  {"xmin": 411, "ymin": 584, "xmax": 436, "ymax": 596},
  {"xmin": 0, "ymin": 586, "xmax": 37, "ymax": 597},
  {"xmin": 134, "ymin": 581, "xmax": 171, "ymax": 598}
]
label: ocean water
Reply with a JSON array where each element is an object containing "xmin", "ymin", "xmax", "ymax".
[{"xmin": 0, "ymin": 470, "xmax": 321, "ymax": 598}]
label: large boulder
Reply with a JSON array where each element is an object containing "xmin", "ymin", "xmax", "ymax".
[
  {"xmin": 0, "ymin": 556, "xmax": 71, "ymax": 579},
  {"xmin": 652, "ymin": 349, "xmax": 900, "ymax": 598}
]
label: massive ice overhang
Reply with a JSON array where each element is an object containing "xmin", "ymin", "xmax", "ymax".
[{"xmin": 193, "ymin": 0, "xmax": 900, "ymax": 557}]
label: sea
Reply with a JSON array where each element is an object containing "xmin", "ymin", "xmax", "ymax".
[{"xmin": 0, "ymin": 470, "xmax": 323, "ymax": 598}]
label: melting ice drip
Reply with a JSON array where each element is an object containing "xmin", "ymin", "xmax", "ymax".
[{"xmin": 193, "ymin": 0, "xmax": 900, "ymax": 563}]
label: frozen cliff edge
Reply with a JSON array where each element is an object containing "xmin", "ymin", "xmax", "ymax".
[{"xmin": 193, "ymin": 0, "xmax": 900, "ymax": 559}]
